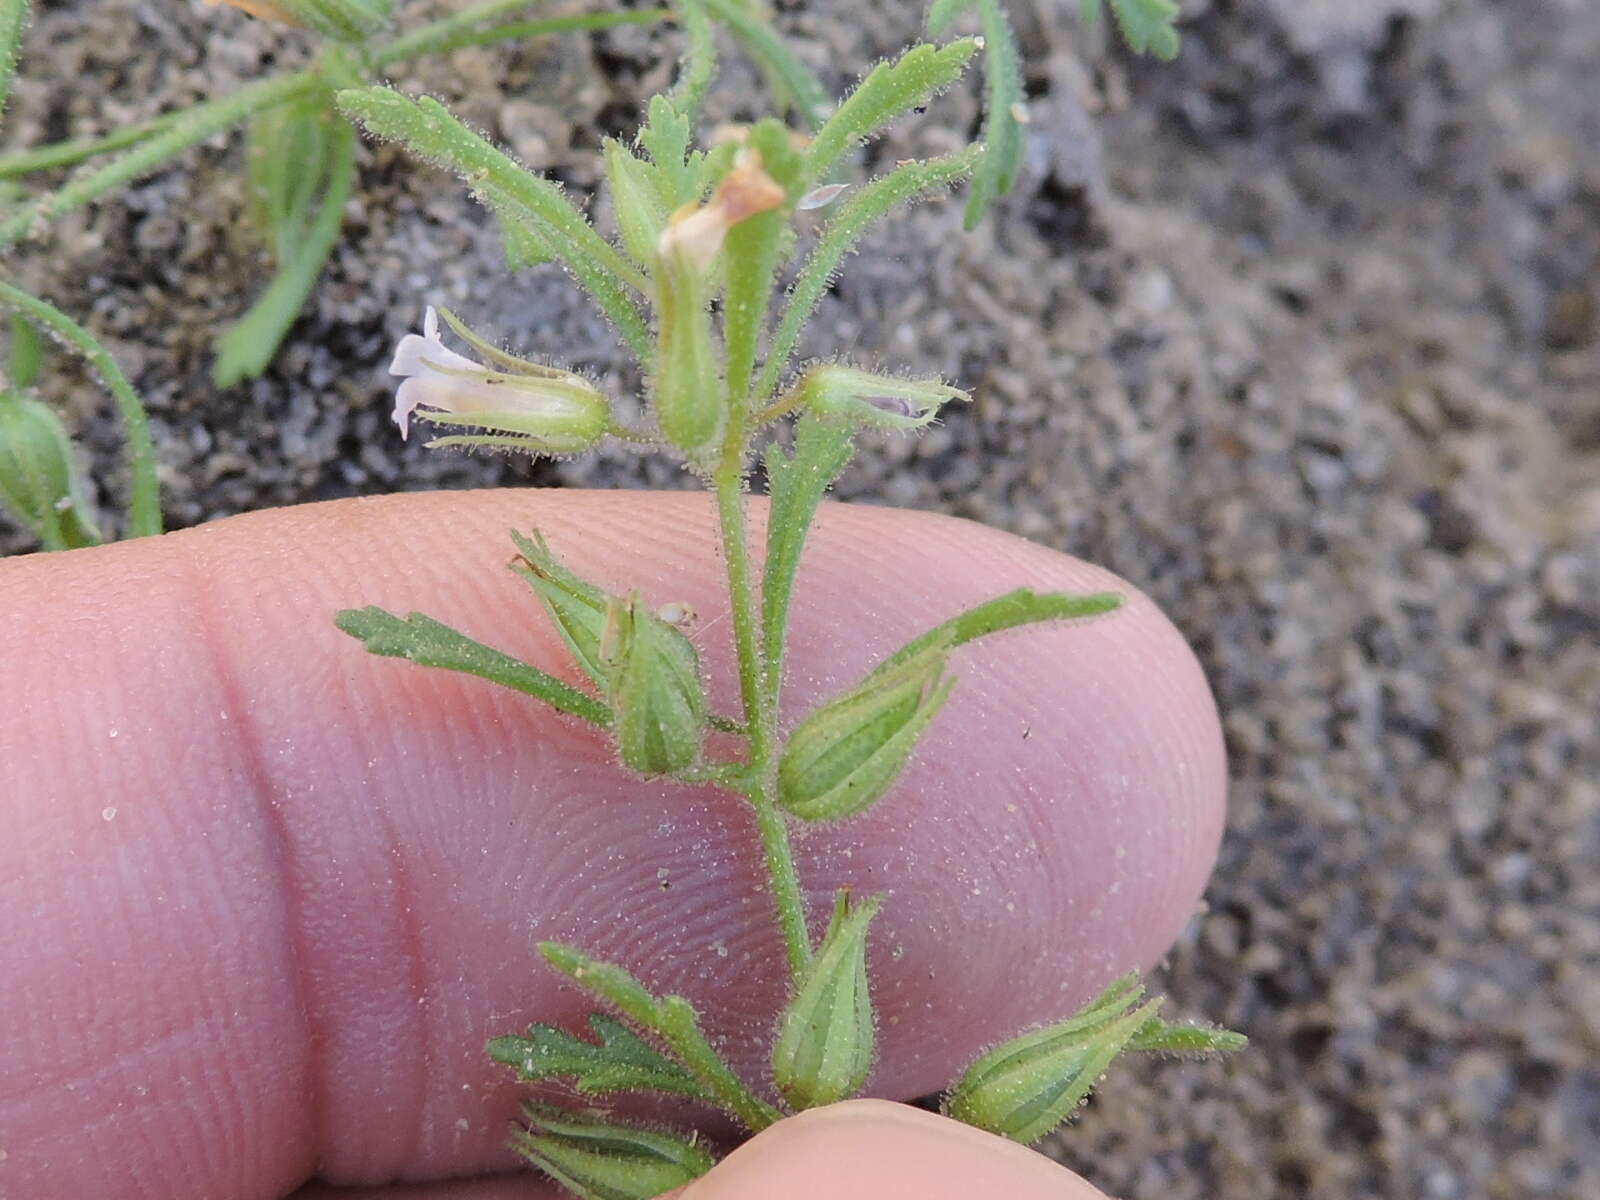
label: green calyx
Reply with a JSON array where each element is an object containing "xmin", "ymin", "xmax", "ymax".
[
  {"xmin": 777, "ymin": 643, "xmax": 955, "ymax": 821},
  {"xmin": 788, "ymin": 364, "xmax": 970, "ymax": 433},
  {"xmin": 0, "ymin": 390, "xmax": 100, "ymax": 549},
  {"xmin": 945, "ymin": 974, "xmax": 1160, "ymax": 1144},
  {"xmin": 772, "ymin": 891, "xmax": 883, "ymax": 1109},
  {"xmin": 602, "ymin": 592, "xmax": 708, "ymax": 776},
  {"xmin": 511, "ymin": 1104, "xmax": 713, "ymax": 1200}
]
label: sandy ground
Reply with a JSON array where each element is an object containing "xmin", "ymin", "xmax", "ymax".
[{"xmin": 5, "ymin": 0, "xmax": 1597, "ymax": 1196}]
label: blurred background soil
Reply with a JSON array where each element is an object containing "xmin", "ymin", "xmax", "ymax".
[{"xmin": 5, "ymin": 0, "xmax": 1597, "ymax": 1195}]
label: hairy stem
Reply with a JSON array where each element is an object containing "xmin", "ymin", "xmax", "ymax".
[
  {"xmin": 714, "ymin": 467, "xmax": 811, "ymax": 980},
  {"xmin": 0, "ymin": 73, "xmax": 319, "ymax": 249},
  {"xmin": 393, "ymin": 8, "xmax": 672, "ymax": 59},
  {"xmin": 0, "ymin": 112, "xmax": 186, "ymax": 180},
  {"xmin": 369, "ymin": 0, "xmax": 563, "ymax": 67}
]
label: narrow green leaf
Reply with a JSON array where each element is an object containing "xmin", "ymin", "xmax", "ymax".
[
  {"xmin": 335, "ymin": 87, "xmax": 652, "ymax": 362},
  {"xmin": 1127, "ymin": 1019, "xmax": 1249, "ymax": 1055},
  {"xmin": 761, "ymin": 417, "xmax": 853, "ymax": 707},
  {"xmin": 278, "ymin": 0, "xmax": 391, "ymax": 41},
  {"xmin": 926, "ymin": 0, "xmax": 973, "ymax": 36},
  {"xmin": 637, "ymin": 94, "xmax": 699, "ymax": 211},
  {"xmin": 755, "ymin": 147, "xmax": 980, "ymax": 406},
  {"xmin": 701, "ymin": 0, "xmax": 829, "ymax": 129},
  {"xmin": 488, "ymin": 1013, "xmax": 708, "ymax": 1099},
  {"xmin": 334, "ymin": 606, "xmax": 612, "ymax": 727},
  {"xmin": 0, "ymin": 0, "xmax": 27, "ymax": 124},
  {"xmin": 603, "ymin": 137, "xmax": 669, "ymax": 267},
  {"xmin": 867, "ymin": 587, "xmax": 1122, "ymax": 683},
  {"xmin": 670, "ymin": 0, "xmax": 716, "ymax": 122},
  {"xmin": 805, "ymin": 39, "xmax": 978, "ymax": 180},
  {"xmin": 539, "ymin": 942, "xmax": 784, "ymax": 1130},
  {"xmin": 9, "ymin": 310, "xmax": 41, "ymax": 388},
  {"xmin": 214, "ymin": 114, "xmax": 355, "ymax": 387},
  {"xmin": 1081, "ymin": 0, "xmax": 1181, "ymax": 60},
  {"xmin": 0, "ymin": 72, "xmax": 321, "ymax": 250},
  {"xmin": 963, "ymin": 0, "xmax": 1024, "ymax": 230}
]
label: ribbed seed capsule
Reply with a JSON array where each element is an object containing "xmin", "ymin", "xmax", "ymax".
[
  {"xmin": 511, "ymin": 1104, "xmax": 714, "ymax": 1200},
  {"xmin": 777, "ymin": 646, "xmax": 954, "ymax": 821},
  {"xmin": 945, "ymin": 975, "xmax": 1162, "ymax": 1145},
  {"xmin": 603, "ymin": 593, "xmax": 707, "ymax": 776},
  {"xmin": 772, "ymin": 891, "xmax": 882, "ymax": 1109}
]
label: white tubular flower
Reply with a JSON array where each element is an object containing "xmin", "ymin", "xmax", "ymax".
[{"xmin": 387, "ymin": 307, "xmax": 610, "ymax": 455}]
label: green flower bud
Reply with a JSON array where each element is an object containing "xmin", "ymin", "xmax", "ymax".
[
  {"xmin": 789, "ymin": 365, "xmax": 969, "ymax": 432},
  {"xmin": 651, "ymin": 234, "xmax": 724, "ymax": 460},
  {"xmin": 603, "ymin": 593, "xmax": 707, "ymax": 776},
  {"xmin": 945, "ymin": 975, "xmax": 1162, "ymax": 1144},
  {"xmin": 511, "ymin": 1104, "xmax": 714, "ymax": 1200},
  {"xmin": 0, "ymin": 391, "xmax": 101, "ymax": 550},
  {"xmin": 510, "ymin": 530, "xmax": 610, "ymax": 688},
  {"xmin": 651, "ymin": 149, "xmax": 787, "ymax": 460},
  {"xmin": 777, "ymin": 646, "xmax": 955, "ymax": 821},
  {"xmin": 772, "ymin": 891, "xmax": 882, "ymax": 1109}
]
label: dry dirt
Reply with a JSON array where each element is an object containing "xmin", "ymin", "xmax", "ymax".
[{"xmin": 4, "ymin": 0, "xmax": 1596, "ymax": 1196}]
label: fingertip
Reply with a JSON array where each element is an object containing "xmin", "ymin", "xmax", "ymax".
[{"xmin": 680, "ymin": 1101, "xmax": 1111, "ymax": 1200}]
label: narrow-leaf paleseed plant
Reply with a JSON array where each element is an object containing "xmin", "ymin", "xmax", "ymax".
[{"xmin": 332, "ymin": 31, "xmax": 1241, "ymax": 1198}]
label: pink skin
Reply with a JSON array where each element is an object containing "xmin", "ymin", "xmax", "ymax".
[{"xmin": 0, "ymin": 490, "xmax": 1225, "ymax": 1199}]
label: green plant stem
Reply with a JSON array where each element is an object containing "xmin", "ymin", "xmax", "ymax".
[
  {"xmin": 401, "ymin": 8, "xmax": 671, "ymax": 58},
  {"xmin": 0, "ymin": 112, "xmax": 186, "ymax": 180},
  {"xmin": 0, "ymin": 279, "xmax": 161, "ymax": 538},
  {"xmin": 713, "ymin": 466, "xmax": 811, "ymax": 980},
  {"xmin": 0, "ymin": 4, "xmax": 665, "ymax": 181},
  {"xmin": 0, "ymin": 72, "xmax": 319, "ymax": 248},
  {"xmin": 0, "ymin": 0, "xmax": 28, "ymax": 123}
]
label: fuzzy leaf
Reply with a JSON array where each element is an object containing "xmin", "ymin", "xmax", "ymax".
[
  {"xmin": 806, "ymin": 39, "xmax": 978, "ymax": 179},
  {"xmin": 539, "ymin": 942, "xmax": 784, "ymax": 1130},
  {"xmin": 1081, "ymin": 0, "xmax": 1181, "ymax": 60},
  {"xmin": 761, "ymin": 418, "xmax": 854, "ymax": 705},
  {"xmin": 670, "ymin": 0, "xmax": 716, "ymax": 120},
  {"xmin": 0, "ymin": 0, "xmax": 27, "ymax": 124},
  {"xmin": 334, "ymin": 607, "xmax": 612, "ymax": 727},
  {"xmin": 755, "ymin": 147, "xmax": 980, "ymax": 405},
  {"xmin": 1127, "ymin": 1018, "xmax": 1249, "ymax": 1055},
  {"xmin": 602, "ymin": 138, "xmax": 669, "ymax": 267},
  {"xmin": 866, "ymin": 587, "xmax": 1121, "ymax": 683},
  {"xmin": 488, "ymin": 1013, "xmax": 707, "ymax": 1099},
  {"xmin": 637, "ymin": 94, "xmax": 700, "ymax": 211},
  {"xmin": 8, "ymin": 311, "xmax": 41, "ymax": 389},
  {"xmin": 964, "ymin": 0, "xmax": 1024, "ymax": 229},
  {"xmin": 335, "ymin": 87, "xmax": 651, "ymax": 361},
  {"xmin": 701, "ymin": 0, "xmax": 829, "ymax": 129}
]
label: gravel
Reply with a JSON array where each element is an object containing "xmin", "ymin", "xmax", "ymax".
[{"xmin": 4, "ymin": 0, "xmax": 1596, "ymax": 1195}]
